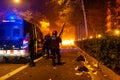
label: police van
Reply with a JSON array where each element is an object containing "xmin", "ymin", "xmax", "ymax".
[{"xmin": 0, "ymin": 19, "xmax": 43, "ymax": 61}]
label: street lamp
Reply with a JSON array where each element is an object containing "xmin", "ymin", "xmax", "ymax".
[
  {"xmin": 114, "ymin": 29, "xmax": 120, "ymax": 36},
  {"xmin": 13, "ymin": 0, "xmax": 21, "ymax": 4},
  {"xmin": 81, "ymin": 0, "xmax": 88, "ymax": 38}
]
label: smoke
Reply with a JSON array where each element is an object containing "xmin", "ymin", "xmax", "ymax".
[
  {"xmin": 39, "ymin": 20, "xmax": 50, "ymax": 35},
  {"xmin": 116, "ymin": 0, "xmax": 120, "ymax": 4}
]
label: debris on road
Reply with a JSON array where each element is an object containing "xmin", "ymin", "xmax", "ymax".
[
  {"xmin": 78, "ymin": 65, "xmax": 89, "ymax": 72},
  {"xmin": 76, "ymin": 55, "xmax": 85, "ymax": 62},
  {"xmin": 75, "ymin": 72, "xmax": 83, "ymax": 76}
]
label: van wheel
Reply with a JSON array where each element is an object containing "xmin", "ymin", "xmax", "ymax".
[
  {"xmin": 3, "ymin": 57, "xmax": 8, "ymax": 62},
  {"xmin": 14, "ymin": 57, "xmax": 21, "ymax": 60}
]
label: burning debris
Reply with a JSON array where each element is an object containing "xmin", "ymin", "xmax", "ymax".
[
  {"xmin": 75, "ymin": 55, "xmax": 98, "ymax": 78},
  {"xmin": 62, "ymin": 40, "xmax": 74, "ymax": 46}
]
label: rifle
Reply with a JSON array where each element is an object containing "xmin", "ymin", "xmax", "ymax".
[{"xmin": 58, "ymin": 23, "xmax": 65, "ymax": 37}]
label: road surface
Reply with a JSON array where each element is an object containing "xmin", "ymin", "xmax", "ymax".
[{"xmin": 0, "ymin": 46, "xmax": 119, "ymax": 80}]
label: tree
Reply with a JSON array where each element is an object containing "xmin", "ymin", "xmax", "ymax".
[{"xmin": 84, "ymin": 0, "xmax": 107, "ymax": 36}]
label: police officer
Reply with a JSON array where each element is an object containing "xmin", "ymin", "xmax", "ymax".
[
  {"xmin": 42, "ymin": 34, "xmax": 51, "ymax": 59},
  {"xmin": 51, "ymin": 30, "xmax": 62, "ymax": 66},
  {"xmin": 28, "ymin": 33, "xmax": 35, "ymax": 67}
]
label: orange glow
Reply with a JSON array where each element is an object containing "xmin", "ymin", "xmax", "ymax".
[
  {"xmin": 62, "ymin": 39, "xmax": 74, "ymax": 46},
  {"xmin": 13, "ymin": 0, "xmax": 21, "ymax": 4},
  {"xmin": 97, "ymin": 34, "xmax": 102, "ymax": 38},
  {"xmin": 114, "ymin": 29, "xmax": 120, "ymax": 35},
  {"xmin": 57, "ymin": 0, "xmax": 64, "ymax": 5},
  {"xmin": 40, "ymin": 20, "xmax": 50, "ymax": 35},
  {"xmin": 40, "ymin": 21, "xmax": 50, "ymax": 28},
  {"xmin": 89, "ymin": 36, "xmax": 93, "ymax": 39},
  {"xmin": 61, "ymin": 24, "xmax": 75, "ymax": 43}
]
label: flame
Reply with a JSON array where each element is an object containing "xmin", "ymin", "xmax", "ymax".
[
  {"xmin": 40, "ymin": 20, "xmax": 50, "ymax": 35},
  {"xmin": 62, "ymin": 39, "xmax": 74, "ymax": 46},
  {"xmin": 57, "ymin": 0, "xmax": 64, "ymax": 5},
  {"xmin": 40, "ymin": 21, "xmax": 50, "ymax": 28}
]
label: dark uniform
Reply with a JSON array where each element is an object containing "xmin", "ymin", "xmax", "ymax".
[
  {"xmin": 28, "ymin": 34, "xmax": 35, "ymax": 67},
  {"xmin": 51, "ymin": 31, "xmax": 62, "ymax": 66},
  {"xmin": 42, "ymin": 34, "xmax": 51, "ymax": 59}
]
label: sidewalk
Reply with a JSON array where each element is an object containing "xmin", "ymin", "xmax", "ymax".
[{"xmin": 77, "ymin": 47, "xmax": 120, "ymax": 80}]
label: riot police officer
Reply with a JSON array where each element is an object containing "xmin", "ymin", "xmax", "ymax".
[
  {"xmin": 51, "ymin": 30, "xmax": 62, "ymax": 66},
  {"xmin": 28, "ymin": 33, "xmax": 35, "ymax": 67},
  {"xmin": 42, "ymin": 34, "xmax": 51, "ymax": 59}
]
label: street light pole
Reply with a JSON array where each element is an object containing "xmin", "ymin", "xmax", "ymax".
[{"xmin": 81, "ymin": 0, "xmax": 88, "ymax": 38}]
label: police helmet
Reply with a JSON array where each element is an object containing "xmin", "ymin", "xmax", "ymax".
[{"xmin": 52, "ymin": 30, "xmax": 57, "ymax": 35}]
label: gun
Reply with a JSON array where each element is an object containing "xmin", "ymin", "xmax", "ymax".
[{"xmin": 59, "ymin": 23, "xmax": 65, "ymax": 37}]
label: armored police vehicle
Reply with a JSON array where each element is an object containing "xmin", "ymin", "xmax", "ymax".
[{"xmin": 0, "ymin": 19, "xmax": 43, "ymax": 61}]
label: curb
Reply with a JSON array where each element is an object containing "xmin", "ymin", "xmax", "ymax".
[{"xmin": 77, "ymin": 47, "xmax": 120, "ymax": 80}]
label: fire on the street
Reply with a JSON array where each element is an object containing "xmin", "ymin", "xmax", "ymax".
[{"xmin": 62, "ymin": 39, "xmax": 74, "ymax": 46}]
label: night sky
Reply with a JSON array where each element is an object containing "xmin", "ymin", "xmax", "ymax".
[
  {"xmin": 0, "ymin": 0, "xmax": 46, "ymax": 11},
  {"xmin": 0, "ymin": 0, "xmax": 117, "ymax": 34},
  {"xmin": 0, "ymin": 0, "xmax": 107, "ymax": 12}
]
